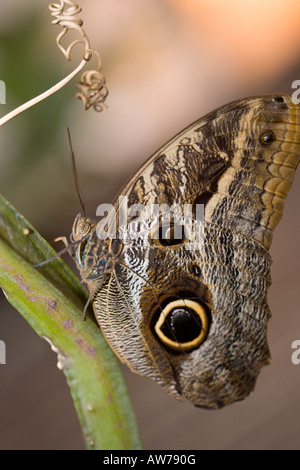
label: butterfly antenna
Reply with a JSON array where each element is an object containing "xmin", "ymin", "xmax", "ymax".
[{"xmin": 67, "ymin": 127, "xmax": 86, "ymax": 218}]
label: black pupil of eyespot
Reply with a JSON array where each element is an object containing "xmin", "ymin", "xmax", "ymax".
[
  {"xmin": 262, "ymin": 132, "xmax": 275, "ymax": 144},
  {"xmin": 161, "ymin": 308, "xmax": 202, "ymax": 343}
]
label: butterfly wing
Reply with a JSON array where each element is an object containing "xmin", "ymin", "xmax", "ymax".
[{"xmin": 93, "ymin": 95, "xmax": 300, "ymax": 407}]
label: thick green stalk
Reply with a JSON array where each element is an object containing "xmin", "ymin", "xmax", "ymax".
[{"xmin": 0, "ymin": 194, "xmax": 142, "ymax": 450}]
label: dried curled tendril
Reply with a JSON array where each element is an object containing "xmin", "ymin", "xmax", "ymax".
[
  {"xmin": 49, "ymin": 0, "xmax": 108, "ymax": 112},
  {"xmin": 0, "ymin": 1, "xmax": 108, "ymax": 127},
  {"xmin": 77, "ymin": 70, "xmax": 108, "ymax": 112}
]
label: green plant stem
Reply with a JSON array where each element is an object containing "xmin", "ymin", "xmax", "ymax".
[{"xmin": 0, "ymin": 194, "xmax": 142, "ymax": 450}]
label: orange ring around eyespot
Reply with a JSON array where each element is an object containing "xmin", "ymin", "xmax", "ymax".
[{"xmin": 154, "ymin": 299, "xmax": 209, "ymax": 351}]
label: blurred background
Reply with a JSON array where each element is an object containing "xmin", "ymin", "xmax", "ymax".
[{"xmin": 0, "ymin": 0, "xmax": 300, "ymax": 449}]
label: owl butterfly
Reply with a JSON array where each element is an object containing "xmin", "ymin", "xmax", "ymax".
[{"xmin": 71, "ymin": 95, "xmax": 299, "ymax": 409}]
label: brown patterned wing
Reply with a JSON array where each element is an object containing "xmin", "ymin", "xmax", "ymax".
[
  {"xmin": 91, "ymin": 95, "xmax": 300, "ymax": 408},
  {"xmin": 117, "ymin": 94, "xmax": 299, "ymax": 249}
]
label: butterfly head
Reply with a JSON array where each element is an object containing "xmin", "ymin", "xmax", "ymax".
[
  {"xmin": 71, "ymin": 213, "xmax": 103, "ymax": 280},
  {"xmin": 71, "ymin": 213, "xmax": 94, "ymax": 242}
]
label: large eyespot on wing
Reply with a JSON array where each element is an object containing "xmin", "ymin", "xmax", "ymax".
[
  {"xmin": 153, "ymin": 299, "xmax": 210, "ymax": 352},
  {"xmin": 134, "ymin": 216, "xmax": 272, "ymax": 409}
]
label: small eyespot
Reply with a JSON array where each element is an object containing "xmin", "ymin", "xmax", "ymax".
[
  {"xmin": 190, "ymin": 263, "xmax": 201, "ymax": 277},
  {"xmin": 154, "ymin": 299, "xmax": 209, "ymax": 352},
  {"xmin": 151, "ymin": 222, "xmax": 185, "ymax": 247},
  {"xmin": 272, "ymin": 96, "xmax": 284, "ymax": 103},
  {"xmin": 260, "ymin": 131, "xmax": 276, "ymax": 145}
]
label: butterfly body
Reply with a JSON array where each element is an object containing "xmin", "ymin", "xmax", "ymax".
[{"xmin": 72, "ymin": 94, "xmax": 300, "ymax": 408}]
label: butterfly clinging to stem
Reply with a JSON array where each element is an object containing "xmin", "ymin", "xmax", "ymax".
[{"xmin": 51, "ymin": 95, "xmax": 300, "ymax": 408}]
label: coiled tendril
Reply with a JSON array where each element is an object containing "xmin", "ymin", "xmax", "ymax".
[
  {"xmin": 0, "ymin": 1, "xmax": 108, "ymax": 127},
  {"xmin": 49, "ymin": 0, "xmax": 91, "ymax": 60},
  {"xmin": 49, "ymin": 0, "xmax": 108, "ymax": 111},
  {"xmin": 77, "ymin": 66, "xmax": 108, "ymax": 112}
]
